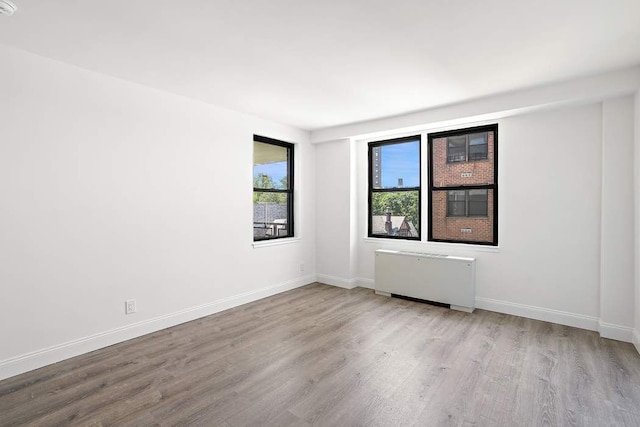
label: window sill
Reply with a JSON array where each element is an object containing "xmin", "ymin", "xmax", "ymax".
[
  {"xmin": 252, "ymin": 237, "xmax": 301, "ymax": 249},
  {"xmin": 363, "ymin": 237, "xmax": 500, "ymax": 253}
]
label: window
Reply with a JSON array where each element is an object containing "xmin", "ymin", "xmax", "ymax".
[
  {"xmin": 447, "ymin": 132, "xmax": 489, "ymax": 162},
  {"xmin": 253, "ymin": 135, "xmax": 293, "ymax": 241},
  {"xmin": 368, "ymin": 135, "xmax": 421, "ymax": 240},
  {"xmin": 447, "ymin": 189, "xmax": 488, "ymax": 217},
  {"xmin": 429, "ymin": 124, "xmax": 497, "ymax": 245}
]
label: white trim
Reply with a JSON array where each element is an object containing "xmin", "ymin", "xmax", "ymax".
[
  {"xmin": 315, "ymin": 274, "xmax": 375, "ymax": 290},
  {"xmin": 316, "ymin": 274, "xmax": 357, "ymax": 289},
  {"xmin": 0, "ymin": 274, "xmax": 316, "ymax": 381},
  {"xmin": 475, "ymin": 297, "xmax": 599, "ymax": 332},
  {"xmin": 252, "ymin": 237, "xmax": 301, "ymax": 248},
  {"xmin": 356, "ymin": 277, "xmax": 375, "ymax": 289},
  {"xmin": 598, "ymin": 321, "xmax": 634, "ymax": 343},
  {"xmin": 633, "ymin": 329, "xmax": 640, "ymax": 354},
  {"xmin": 362, "ymin": 237, "xmax": 500, "ymax": 253}
]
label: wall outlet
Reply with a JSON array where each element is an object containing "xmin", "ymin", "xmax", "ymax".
[
  {"xmin": 300, "ymin": 263, "xmax": 305, "ymax": 272},
  {"xmin": 125, "ymin": 299, "xmax": 136, "ymax": 314}
]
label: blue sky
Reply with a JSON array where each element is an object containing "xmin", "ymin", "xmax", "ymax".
[
  {"xmin": 255, "ymin": 140, "xmax": 420, "ymax": 189},
  {"xmin": 254, "ymin": 161, "xmax": 287, "ymax": 188},
  {"xmin": 380, "ymin": 141, "xmax": 420, "ymax": 187}
]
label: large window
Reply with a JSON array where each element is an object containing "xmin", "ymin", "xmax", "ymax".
[
  {"xmin": 428, "ymin": 124, "xmax": 497, "ymax": 245},
  {"xmin": 368, "ymin": 136, "xmax": 421, "ymax": 240},
  {"xmin": 253, "ymin": 135, "xmax": 293, "ymax": 241}
]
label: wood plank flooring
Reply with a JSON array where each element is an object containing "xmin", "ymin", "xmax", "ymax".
[{"xmin": 1, "ymin": 283, "xmax": 640, "ymax": 426}]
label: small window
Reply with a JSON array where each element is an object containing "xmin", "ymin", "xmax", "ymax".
[
  {"xmin": 429, "ymin": 124, "xmax": 497, "ymax": 245},
  {"xmin": 447, "ymin": 190, "xmax": 466, "ymax": 216},
  {"xmin": 447, "ymin": 189, "xmax": 488, "ymax": 217},
  {"xmin": 253, "ymin": 135, "xmax": 294, "ymax": 241},
  {"xmin": 447, "ymin": 132, "xmax": 489, "ymax": 162},
  {"xmin": 447, "ymin": 136, "xmax": 467, "ymax": 162},
  {"xmin": 368, "ymin": 136, "xmax": 421, "ymax": 240}
]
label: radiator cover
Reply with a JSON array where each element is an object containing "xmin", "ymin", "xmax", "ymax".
[{"xmin": 374, "ymin": 249, "xmax": 476, "ymax": 312}]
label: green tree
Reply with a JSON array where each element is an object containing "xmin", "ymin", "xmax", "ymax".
[
  {"xmin": 254, "ymin": 174, "xmax": 286, "ymax": 203},
  {"xmin": 371, "ymin": 191, "xmax": 419, "ymax": 229}
]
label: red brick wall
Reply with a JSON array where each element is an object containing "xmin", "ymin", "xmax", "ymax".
[
  {"xmin": 431, "ymin": 190, "xmax": 494, "ymax": 242},
  {"xmin": 432, "ymin": 133, "xmax": 495, "ymax": 187},
  {"xmin": 430, "ymin": 131, "xmax": 495, "ymax": 243}
]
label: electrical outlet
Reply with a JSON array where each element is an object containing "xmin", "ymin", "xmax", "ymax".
[
  {"xmin": 125, "ymin": 299, "xmax": 136, "ymax": 314},
  {"xmin": 300, "ymin": 263, "xmax": 305, "ymax": 272}
]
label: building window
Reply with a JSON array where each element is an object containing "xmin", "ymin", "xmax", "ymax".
[
  {"xmin": 447, "ymin": 189, "xmax": 488, "ymax": 217},
  {"xmin": 429, "ymin": 124, "xmax": 497, "ymax": 245},
  {"xmin": 368, "ymin": 135, "xmax": 421, "ymax": 240},
  {"xmin": 447, "ymin": 132, "xmax": 489, "ymax": 162},
  {"xmin": 253, "ymin": 135, "xmax": 294, "ymax": 241}
]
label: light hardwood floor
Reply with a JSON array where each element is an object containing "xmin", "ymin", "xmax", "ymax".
[{"xmin": 1, "ymin": 283, "xmax": 639, "ymax": 426}]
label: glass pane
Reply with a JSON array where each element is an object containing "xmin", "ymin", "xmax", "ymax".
[
  {"xmin": 371, "ymin": 140, "xmax": 420, "ymax": 189},
  {"xmin": 447, "ymin": 190, "xmax": 466, "ymax": 216},
  {"xmin": 431, "ymin": 189, "xmax": 494, "ymax": 243},
  {"xmin": 254, "ymin": 141, "xmax": 288, "ymax": 189},
  {"xmin": 469, "ymin": 144, "xmax": 488, "ymax": 160},
  {"xmin": 468, "ymin": 133, "xmax": 487, "ymax": 145},
  {"xmin": 447, "ymin": 136, "xmax": 466, "ymax": 162},
  {"xmin": 432, "ymin": 130, "xmax": 495, "ymax": 187},
  {"xmin": 468, "ymin": 189, "xmax": 488, "ymax": 216},
  {"xmin": 253, "ymin": 192, "xmax": 289, "ymax": 239},
  {"xmin": 371, "ymin": 191, "xmax": 419, "ymax": 237},
  {"xmin": 468, "ymin": 133, "xmax": 488, "ymax": 160}
]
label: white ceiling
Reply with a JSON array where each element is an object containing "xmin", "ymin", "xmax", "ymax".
[{"xmin": 1, "ymin": 1, "xmax": 639, "ymax": 130}]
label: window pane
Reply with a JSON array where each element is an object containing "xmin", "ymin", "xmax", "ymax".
[
  {"xmin": 432, "ymin": 130, "xmax": 495, "ymax": 187},
  {"xmin": 447, "ymin": 136, "xmax": 466, "ymax": 162},
  {"xmin": 253, "ymin": 141, "xmax": 288, "ymax": 189},
  {"xmin": 468, "ymin": 133, "xmax": 488, "ymax": 160},
  {"xmin": 431, "ymin": 189, "xmax": 494, "ymax": 243},
  {"xmin": 447, "ymin": 190, "xmax": 466, "ymax": 216},
  {"xmin": 253, "ymin": 192, "xmax": 290, "ymax": 239},
  {"xmin": 469, "ymin": 144, "xmax": 487, "ymax": 161},
  {"xmin": 372, "ymin": 140, "xmax": 420, "ymax": 189},
  {"xmin": 468, "ymin": 189, "xmax": 488, "ymax": 216},
  {"xmin": 468, "ymin": 133, "xmax": 487, "ymax": 145},
  {"xmin": 371, "ymin": 191, "xmax": 419, "ymax": 237}
]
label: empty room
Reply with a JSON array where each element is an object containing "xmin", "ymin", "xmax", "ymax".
[{"xmin": 1, "ymin": 1, "xmax": 640, "ymax": 425}]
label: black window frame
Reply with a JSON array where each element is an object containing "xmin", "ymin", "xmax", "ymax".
[
  {"xmin": 253, "ymin": 135, "xmax": 294, "ymax": 242},
  {"xmin": 446, "ymin": 132, "xmax": 489, "ymax": 163},
  {"xmin": 367, "ymin": 135, "xmax": 421, "ymax": 241},
  {"xmin": 428, "ymin": 124, "xmax": 498, "ymax": 246}
]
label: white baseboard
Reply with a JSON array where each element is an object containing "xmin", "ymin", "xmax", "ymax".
[
  {"xmin": 633, "ymin": 329, "xmax": 640, "ymax": 354},
  {"xmin": 0, "ymin": 274, "xmax": 316, "ymax": 382},
  {"xmin": 356, "ymin": 277, "xmax": 375, "ymax": 289},
  {"xmin": 316, "ymin": 274, "xmax": 375, "ymax": 290},
  {"xmin": 316, "ymin": 274, "xmax": 357, "ymax": 289},
  {"xmin": 598, "ymin": 321, "xmax": 635, "ymax": 342},
  {"xmin": 475, "ymin": 297, "xmax": 600, "ymax": 332}
]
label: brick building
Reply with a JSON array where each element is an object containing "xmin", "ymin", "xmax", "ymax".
[{"xmin": 430, "ymin": 129, "xmax": 496, "ymax": 243}]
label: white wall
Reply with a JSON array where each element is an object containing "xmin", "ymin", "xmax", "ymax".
[
  {"xmin": 315, "ymin": 140, "xmax": 355, "ymax": 287},
  {"xmin": 0, "ymin": 45, "xmax": 316, "ymax": 379},
  {"xmin": 635, "ymin": 91, "xmax": 640, "ymax": 352},
  {"xmin": 355, "ymin": 105, "xmax": 602, "ymax": 323},
  {"xmin": 314, "ymin": 139, "xmax": 360, "ymax": 288},
  {"xmin": 316, "ymin": 99, "xmax": 638, "ymax": 340},
  {"xmin": 600, "ymin": 97, "xmax": 635, "ymax": 339}
]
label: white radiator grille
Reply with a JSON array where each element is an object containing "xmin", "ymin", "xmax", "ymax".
[{"xmin": 374, "ymin": 249, "xmax": 476, "ymax": 312}]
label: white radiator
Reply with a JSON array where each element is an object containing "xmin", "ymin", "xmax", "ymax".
[{"xmin": 374, "ymin": 249, "xmax": 476, "ymax": 312}]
